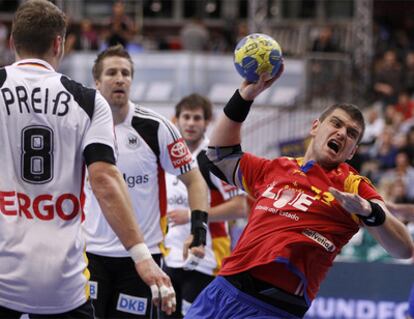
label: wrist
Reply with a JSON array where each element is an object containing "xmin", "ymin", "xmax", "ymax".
[
  {"xmin": 359, "ymin": 201, "xmax": 386, "ymax": 227},
  {"xmin": 190, "ymin": 210, "xmax": 208, "ymax": 247},
  {"xmin": 223, "ymin": 90, "xmax": 254, "ymax": 123},
  {"xmin": 128, "ymin": 243, "xmax": 151, "ymax": 264}
]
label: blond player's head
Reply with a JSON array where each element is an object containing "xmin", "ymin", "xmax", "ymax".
[{"xmin": 92, "ymin": 44, "xmax": 134, "ymax": 81}]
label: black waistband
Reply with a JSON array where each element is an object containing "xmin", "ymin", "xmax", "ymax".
[{"xmin": 223, "ymin": 272, "xmax": 309, "ymax": 318}]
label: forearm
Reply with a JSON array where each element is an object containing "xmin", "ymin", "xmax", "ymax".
[
  {"xmin": 209, "ymin": 114, "xmax": 243, "ymax": 147},
  {"xmin": 89, "ymin": 163, "xmax": 144, "ymax": 250},
  {"xmin": 385, "ymin": 201, "xmax": 414, "ymax": 222},
  {"xmin": 187, "ymin": 177, "xmax": 209, "ymax": 213},
  {"xmin": 209, "ymin": 90, "xmax": 252, "ymax": 147},
  {"xmin": 207, "ymin": 195, "xmax": 247, "ymax": 222},
  {"xmin": 180, "ymin": 169, "xmax": 208, "ymax": 212},
  {"xmin": 367, "ymin": 203, "xmax": 413, "ymax": 259}
]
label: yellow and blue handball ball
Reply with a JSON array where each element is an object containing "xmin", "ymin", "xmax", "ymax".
[{"xmin": 234, "ymin": 33, "xmax": 283, "ymax": 83}]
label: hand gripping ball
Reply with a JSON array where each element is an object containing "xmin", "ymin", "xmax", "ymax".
[{"xmin": 234, "ymin": 33, "xmax": 283, "ymax": 83}]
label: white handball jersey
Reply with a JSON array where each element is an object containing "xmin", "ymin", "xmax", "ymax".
[
  {"xmin": 83, "ymin": 103, "xmax": 194, "ymax": 256},
  {"xmin": 164, "ymin": 138, "xmax": 243, "ymax": 276},
  {"xmin": 0, "ymin": 59, "xmax": 116, "ymax": 313}
]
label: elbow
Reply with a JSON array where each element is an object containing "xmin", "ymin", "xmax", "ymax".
[
  {"xmin": 392, "ymin": 241, "xmax": 414, "ymax": 260},
  {"xmin": 89, "ymin": 165, "xmax": 120, "ymax": 198}
]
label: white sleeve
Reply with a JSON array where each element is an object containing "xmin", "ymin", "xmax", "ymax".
[
  {"xmin": 158, "ymin": 118, "xmax": 195, "ymax": 176},
  {"xmin": 82, "ymin": 92, "xmax": 116, "ymax": 155}
]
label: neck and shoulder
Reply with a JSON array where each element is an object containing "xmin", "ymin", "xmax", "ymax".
[
  {"xmin": 111, "ymin": 101, "xmax": 131, "ymax": 125},
  {"xmin": 11, "ymin": 34, "xmax": 64, "ymax": 71}
]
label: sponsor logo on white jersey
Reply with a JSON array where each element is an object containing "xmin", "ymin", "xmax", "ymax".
[
  {"xmin": 168, "ymin": 194, "xmax": 188, "ymax": 207},
  {"xmin": 0, "ymin": 190, "xmax": 80, "ymax": 221},
  {"xmin": 123, "ymin": 173, "xmax": 149, "ymax": 188},
  {"xmin": 167, "ymin": 138, "xmax": 192, "ymax": 168}
]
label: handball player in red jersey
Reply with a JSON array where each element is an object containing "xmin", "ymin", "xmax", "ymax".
[{"xmin": 184, "ymin": 63, "xmax": 414, "ymax": 319}]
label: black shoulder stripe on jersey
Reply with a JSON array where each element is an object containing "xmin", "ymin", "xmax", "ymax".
[
  {"xmin": 132, "ymin": 114, "xmax": 161, "ymax": 158},
  {"xmin": 197, "ymin": 150, "xmax": 218, "ymax": 191},
  {"xmin": 0, "ymin": 68, "xmax": 6, "ymax": 88},
  {"xmin": 136, "ymin": 107, "xmax": 179, "ymax": 141},
  {"xmin": 60, "ymin": 76, "xmax": 96, "ymax": 120},
  {"xmin": 135, "ymin": 107, "xmax": 180, "ymax": 141},
  {"xmin": 179, "ymin": 163, "xmax": 192, "ymax": 175},
  {"xmin": 84, "ymin": 143, "xmax": 116, "ymax": 166}
]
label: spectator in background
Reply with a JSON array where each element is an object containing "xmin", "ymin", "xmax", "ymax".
[
  {"xmin": 180, "ymin": 18, "xmax": 210, "ymax": 52},
  {"xmin": 401, "ymin": 126, "xmax": 414, "ymax": 166},
  {"xmin": 308, "ymin": 26, "xmax": 340, "ymax": 102},
  {"xmin": 369, "ymin": 125, "xmax": 399, "ymax": 170},
  {"xmin": 393, "ymin": 90, "xmax": 414, "ymax": 121},
  {"xmin": 384, "ymin": 103, "xmax": 404, "ymax": 129},
  {"xmin": 105, "ymin": 0, "xmax": 137, "ymax": 48},
  {"xmin": 381, "ymin": 151, "xmax": 414, "ymax": 202},
  {"xmin": 372, "ymin": 50, "xmax": 403, "ymax": 106},
  {"xmin": 394, "ymin": 29, "xmax": 412, "ymax": 59},
  {"xmin": 388, "ymin": 177, "xmax": 410, "ymax": 203},
  {"xmin": 311, "ymin": 26, "xmax": 339, "ymax": 53},
  {"xmin": 78, "ymin": 19, "xmax": 99, "ymax": 51},
  {"xmin": 404, "ymin": 51, "xmax": 414, "ymax": 94},
  {"xmin": 361, "ymin": 106, "xmax": 385, "ymax": 146},
  {"xmin": 0, "ymin": 22, "xmax": 12, "ymax": 67}
]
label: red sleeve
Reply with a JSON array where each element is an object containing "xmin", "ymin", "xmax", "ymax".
[
  {"xmin": 358, "ymin": 179, "xmax": 383, "ymax": 201},
  {"xmin": 239, "ymin": 152, "xmax": 272, "ymax": 197}
]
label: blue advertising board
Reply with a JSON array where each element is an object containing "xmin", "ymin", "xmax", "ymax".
[{"xmin": 305, "ymin": 262, "xmax": 414, "ymax": 319}]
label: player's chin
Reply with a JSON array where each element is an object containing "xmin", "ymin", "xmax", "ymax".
[
  {"xmin": 112, "ymin": 96, "xmax": 127, "ymax": 105},
  {"xmin": 320, "ymin": 157, "xmax": 341, "ymax": 170}
]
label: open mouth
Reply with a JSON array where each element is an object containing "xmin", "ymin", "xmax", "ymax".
[
  {"xmin": 327, "ymin": 140, "xmax": 340, "ymax": 153},
  {"xmin": 113, "ymin": 89, "xmax": 125, "ymax": 94}
]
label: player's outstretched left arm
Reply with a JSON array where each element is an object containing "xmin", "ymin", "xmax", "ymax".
[
  {"xmin": 329, "ymin": 187, "xmax": 414, "ymax": 259},
  {"xmin": 177, "ymin": 168, "xmax": 209, "ymax": 261}
]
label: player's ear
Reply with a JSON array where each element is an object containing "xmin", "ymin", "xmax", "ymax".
[
  {"xmin": 171, "ymin": 116, "xmax": 177, "ymax": 124},
  {"xmin": 309, "ymin": 119, "xmax": 320, "ymax": 137},
  {"xmin": 347, "ymin": 144, "xmax": 358, "ymax": 160},
  {"xmin": 53, "ymin": 35, "xmax": 63, "ymax": 57},
  {"xmin": 9, "ymin": 35, "xmax": 15, "ymax": 52}
]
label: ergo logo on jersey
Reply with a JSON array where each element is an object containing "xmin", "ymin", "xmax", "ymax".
[
  {"xmin": 167, "ymin": 138, "xmax": 192, "ymax": 168},
  {"xmin": 0, "ymin": 191, "xmax": 80, "ymax": 221}
]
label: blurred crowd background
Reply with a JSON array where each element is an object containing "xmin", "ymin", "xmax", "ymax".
[{"xmin": 1, "ymin": 0, "xmax": 414, "ymax": 264}]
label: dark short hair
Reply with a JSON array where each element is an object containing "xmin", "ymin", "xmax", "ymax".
[
  {"xmin": 319, "ymin": 103, "xmax": 365, "ymax": 143},
  {"xmin": 175, "ymin": 94, "xmax": 213, "ymax": 121},
  {"xmin": 12, "ymin": 0, "xmax": 66, "ymax": 56},
  {"xmin": 92, "ymin": 44, "xmax": 134, "ymax": 80}
]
